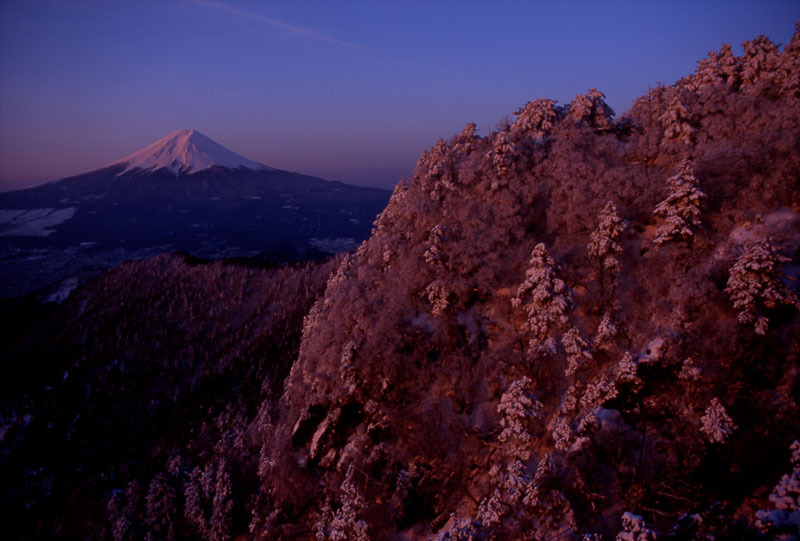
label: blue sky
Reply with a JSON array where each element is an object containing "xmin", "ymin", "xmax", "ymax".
[{"xmin": 0, "ymin": 1, "xmax": 797, "ymax": 189}]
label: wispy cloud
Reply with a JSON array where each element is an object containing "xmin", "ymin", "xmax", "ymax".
[{"xmin": 189, "ymin": 0, "xmax": 364, "ymax": 50}]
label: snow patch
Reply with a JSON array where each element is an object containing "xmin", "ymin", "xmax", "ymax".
[
  {"xmin": 46, "ymin": 276, "xmax": 80, "ymax": 304},
  {"xmin": 0, "ymin": 208, "xmax": 76, "ymax": 237},
  {"xmin": 309, "ymin": 237, "xmax": 359, "ymax": 254}
]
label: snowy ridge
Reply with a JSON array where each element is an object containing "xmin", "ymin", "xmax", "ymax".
[{"xmin": 110, "ymin": 129, "xmax": 272, "ymax": 175}]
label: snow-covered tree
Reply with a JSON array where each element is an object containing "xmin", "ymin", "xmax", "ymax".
[
  {"xmin": 562, "ymin": 328, "xmax": 593, "ymax": 379},
  {"xmin": 777, "ymin": 23, "xmax": 800, "ymax": 98},
  {"xmin": 548, "ymin": 416, "xmax": 574, "ymax": 452},
  {"xmin": 693, "ymin": 49, "xmax": 726, "ymax": 89},
  {"xmin": 569, "ymin": 88, "xmax": 615, "ymax": 129},
  {"xmin": 497, "ymin": 376, "xmax": 543, "ymax": 460},
  {"xmin": 593, "ymin": 310, "xmax": 618, "ymax": 351},
  {"xmin": 725, "ymin": 239, "xmax": 800, "ymax": 335},
  {"xmin": 652, "ymin": 160, "xmax": 706, "ymax": 247},
  {"xmin": 108, "ymin": 480, "xmax": 141, "ymax": 541},
  {"xmin": 616, "ymin": 512, "xmax": 656, "ymax": 541},
  {"xmin": 700, "ymin": 398, "xmax": 736, "ymax": 444},
  {"xmin": 423, "ymin": 225, "xmax": 447, "ymax": 269},
  {"xmin": 453, "ymin": 122, "xmax": 479, "ymax": 155},
  {"xmin": 489, "ymin": 132, "xmax": 517, "ymax": 186},
  {"xmin": 144, "ymin": 473, "xmax": 176, "ymax": 541},
  {"xmin": 328, "ymin": 465, "xmax": 369, "ymax": 541},
  {"xmin": 659, "ymin": 91, "xmax": 695, "ymax": 147},
  {"xmin": 512, "ymin": 243, "xmax": 573, "ymax": 354},
  {"xmin": 587, "ymin": 201, "xmax": 627, "ymax": 276},
  {"xmin": 209, "ymin": 461, "xmax": 234, "ymax": 541},
  {"xmin": 740, "ymin": 35, "xmax": 780, "ymax": 87},
  {"xmin": 424, "ymin": 280, "xmax": 450, "ymax": 317},
  {"xmin": 756, "ymin": 440, "xmax": 800, "ymax": 535},
  {"xmin": 512, "ymin": 98, "xmax": 562, "ymax": 139}
]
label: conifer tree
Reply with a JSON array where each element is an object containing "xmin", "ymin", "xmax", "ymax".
[
  {"xmin": 144, "ymin": 473, "xmax": 176, "ymax": 541},
  {"xmin": 659, "ymin": 92, "xmax": 695, "ymax": 147},
  {"xmin": 497, "ymin": 376, "xmax": 543, "ymax": 460},
  {"xmin": 652, "ymin": 160, "xmax": 706, "ymax": 247},
  {"xmin": 568, "ymin": 88, "xmax": 615, "ymax": 129},
  {"xmin": 725, "ymin": 239, "xmax": 800, "ymax": 335},
  {"xmin": 512, "ymin": 98, "xmax": 561, "ymax": 138},
  {"xmin": 512, "ymin": 243, "xmax": 573, "ymax": 354},
  {"xmin": 587, "ymin": 202, "xmax": 627, "ymax": 289},
  {"xmin": 700, "ymin": 398, "xmax": 736, "ymax": 444}
]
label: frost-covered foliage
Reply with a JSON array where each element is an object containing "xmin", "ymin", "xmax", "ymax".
[
  {"xmin": 425, "ymin": 280, "xmax": 450, "ymax": 316},
  {"xmin": 700, "ymin": 398, "xmax": 736, "ymax": 444},
  {"xmin": 741, "ymin": 35, "xmax": 781, "ymax": 86},
  {"xmin": 652, "ymin": 160, "xmax": 706, "ymax": 246},
  {"xmin": 569, "ymin": 88, "xmax": 615, "ymax": 129},
  {"xmin": 144, "ymin": 473, "xmax": 177, "ymax": 541},
  {"xmin": 497, "ymin": 377, "xmax": 543, "ymax": 460},
  {"xmin": 184, "ymin": 460, "xmax": 233, "ymax": 541},
  {"xmin": 108, "ymin": 480, "xmax": 141, "ymax": 541},
  {"xmin": 548, "ymin": 415, "xmax": 574, "ymax": 451},
  {"xmin": 587, "ymin": 201, "xmax": 627, "ymax": 276},
  {"xmin": 678, "ymin": 357, "xmax": 701, "ymax": 383},
  {"xmin": 512, "ymin": 243, "xmax": 573, "ymax": 354},
  {"xmin": 489, "ymin": 132, "xmax": 517, "ymax": 185},
  {"xmin": 659, "ymin": 91, "xmax": 696, "ymax": 146},
  {"xmin": 512, "ymin": 98, "xmax": 562, "ymax": 138},
  {"xmin": 756, "ymin": 440, "xmax": 800, "ymax": 535},
  {"xmin": 725, "ymin": 239, "xmax": 800, "ymax": 335},
  {"xmin": 320, "ymin": 465, "xmax": 370, "ymax": 541},
  {"xmin": 423, "ymin": 225, "xmax": 447, "ymax": 269},
  {"xmin": 580, "ymin": 352, "xmax": 641, "ymax": 411},
  {"xmin": 593, "ymin": 310, "xmax": 618, "ymax": 351},
  {"xmin": 562, "ymin": 327, "xmax": 593, "ymax": 378},
  {"xmin": 616, "ymin": 512, "xmax": 656, "ymax": 541}
]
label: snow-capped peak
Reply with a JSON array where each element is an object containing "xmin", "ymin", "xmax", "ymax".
[{"xmin": 111, "ymin": 129, "xmax": 272, "ymax": 175}]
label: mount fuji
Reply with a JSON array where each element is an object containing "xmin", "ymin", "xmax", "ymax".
[{"xmin": 0, "ymin": 130, "xmax": 391, "ymax": 298}]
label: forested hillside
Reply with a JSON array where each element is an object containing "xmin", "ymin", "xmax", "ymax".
[{"xmin": 3, "ymin": 26, "xmax": 800, "ymax": 540}]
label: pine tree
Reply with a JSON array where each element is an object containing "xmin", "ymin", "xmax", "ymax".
[
  {"xmin": 587, "ymin": 202, "xmax": 627, "ymax": 295},
  {"xmin": 725, "ymin": 239, "xmax": 800, "ymax": 334},
  {"xmin": 497, "ymin": 377, "xmax": 543, "ymax": 460},
  {"xmin": 659, "ymin": 91, "xmax": 695, "ymax": 147},
  {"xmin": 561, "ymin": 328, "xmax": 592, "ymax": 379},
  {"xmin": 328, "ymin": 465, "xmax": 369, "ymax": 541},
  {"xmin": 209, "ymin": 461, "xmax": 234, "ymax": 541},
  {"xmin": 616, "ymin": 512, "xmax": 656, "ymax": 541},
  {"xmin": 588, "ymin": 202, "xmax": 627, "ymax": 273},
  {"xmin": 512, "ymin": 98, "xmax": 562, "ymax": 139},
  {"xmin": 652, "ymin": 160, "xmax": 706, "ymax": 247},
  {"xmin": 568, "ymin": 88, "xmax": 615, "ymax": 129},
  {"xmin": 489, "ymin": 131, "xmax": 517, "ymax": 186},
  {"xmin": 740, "ymin": 35, "xmax": 780, "ymax": 86},
  {"xmin": 144, "ymin": 473, "xmax": 176, "ymax": 541},
  {"xmin": 512, "ymin": 243, "xmax": 573, "ymax": 354},
  {"xmin": 699, "ymin": 398, "xmax": 736, "ymax": 444}
]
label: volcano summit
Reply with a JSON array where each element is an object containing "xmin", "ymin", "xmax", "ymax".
[{"xmin": 0, "ymin": 131, "xmax": 390, "ymax": 298}]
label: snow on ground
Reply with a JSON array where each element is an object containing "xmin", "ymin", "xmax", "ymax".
[
  {"xmin": 46, "ymin": 276, "xmax": 80, "ymax": 303},
  {"xmin": 309, "ymin": 237, "xmax": 359, "ymax": 253},
  {"xmin": 0, "ymin": 208, "xmax": 76, "ymax": 237}
]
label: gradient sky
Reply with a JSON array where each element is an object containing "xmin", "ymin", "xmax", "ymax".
[{"xmin": 1, "ymin": 1, "xmax": 798, "ymax": 190}]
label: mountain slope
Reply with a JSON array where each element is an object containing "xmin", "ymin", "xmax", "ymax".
[{"xmin": 270, "ymin": 29, "xmax": 800, "ymax": 539}]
